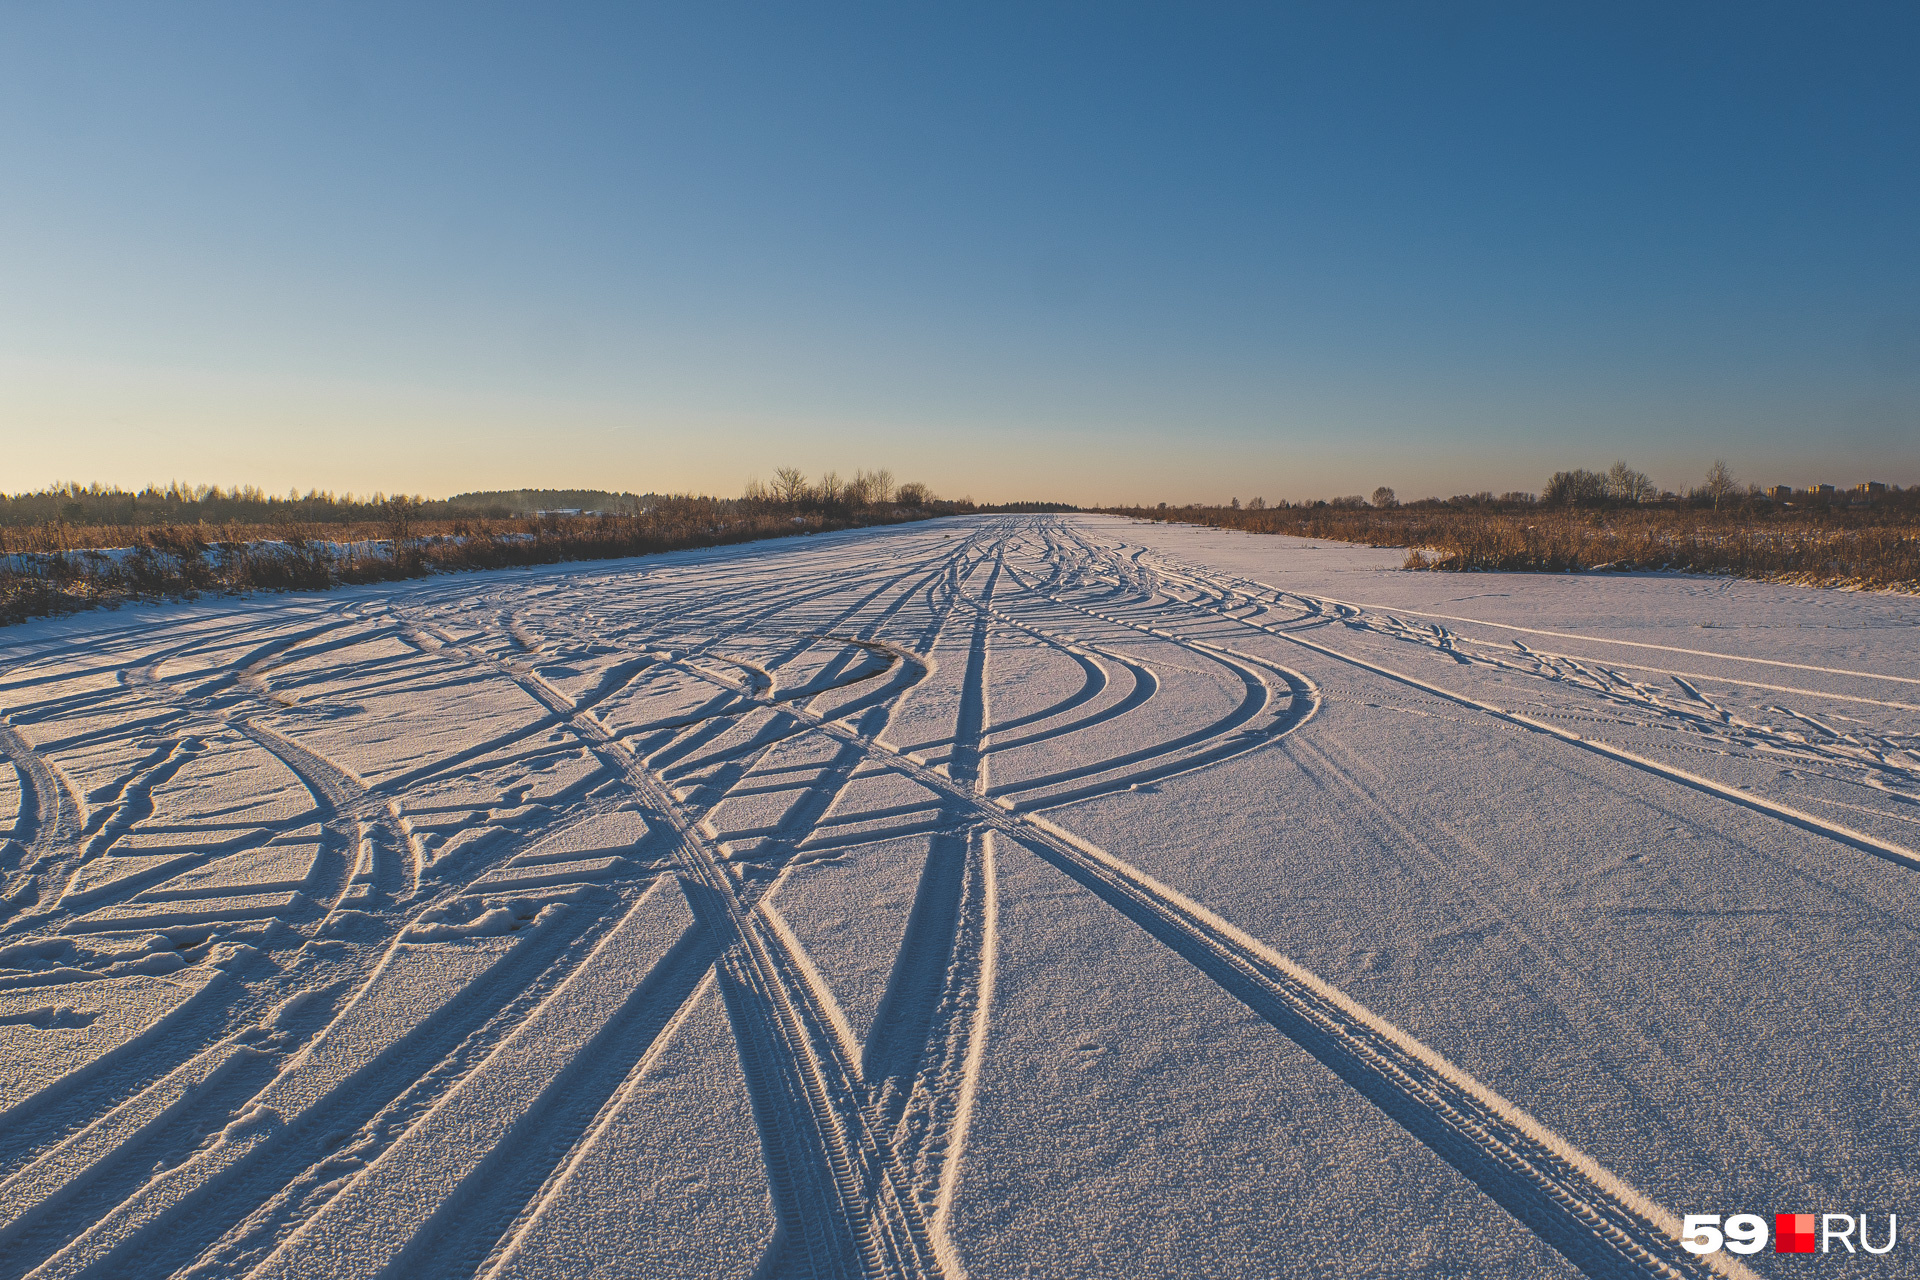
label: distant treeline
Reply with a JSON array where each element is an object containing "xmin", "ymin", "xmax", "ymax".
[
  {"xmin": 1148, "ymin": 461, "xmax": 1914, "ymax": 519},
  {"xmin": 443, "ymin": 489, "xmax": 657, "ymax": 517},
  {"xmin": 1115, "ymin": 462, "xmax": 1920, "ymax": 592},
  {"xmin": 0, "ymin": 482, "xmax": 666, "ymax": 528},
  {"xmin": 0, "ymin": 479, "xmax": 1078, "ymax": 535}
]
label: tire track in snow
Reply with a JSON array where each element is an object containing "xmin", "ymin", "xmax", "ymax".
[
  {"xmin": 4, "ymin": 516, "xmax": 1796, "ymax": 1279},
  {"xmin": 803, "ymin": 656, "xmax": 1747, "ymax": 1280},
  {"xmin": 408, "ymin": 610, "xmax": 948, "ymax": 1280},
  {"xmin": 1283, "ymin": 730, "xmax": 1832, "ymax": 1203},
  {"xmin": 1283, "ymin": 595, "xmax": 1920, "ymax": 688},
  {"xmin": 21, "ymin": 906, "xmax": 605, "ymax": 1280},
  {"xmin": 1126, "ymin": 551, "xmax": 1920, "ymax": 874},
  {"xmin": 756, "ymin": 521, "xmax": 1753, "ymax": 1279},
  {"xmin": 487, "ymin": 541, "xmax": 1006, "ymax": 1251},
  {"xmin": 423, "ymin": 531, "xmax": 1007, "ymax": 1276},
  {"xmin": 0, "ymin": 720, "xmax": 89, "ymax": 923},
  {"xmin": 0, "ymin": 621, "xmax": 653, "ymax": 1275},
  {"xmin": 244, "ymin": 879, "xmax": 713, "ymax": 1280},
  {"xmin": 961, "ymin": 560, "xmax": 1318, "ymax": 806},
  {"xmin": 472, "ymin": 965, "xmax": 724, "ymax": 1279},
  {"xmin": 117, "ymin": 650, "xmax": 420, "ymax": 912},
  {"xmin": 857, "ymin": 548, "xmax": 998, "ymax": 1249},
  {"xmin": 1143, "ymin": 564, "xmax": 1920, "ymax": 798},
  {"xmin": 459, "ymin": 516, "xmax": 1693, "ymax": 1276}
]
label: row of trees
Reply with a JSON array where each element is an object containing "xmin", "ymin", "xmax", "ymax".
[
  {"xmin": 0, "ymin": 482, "xmax": 434, "ymax": 529},
  {"xmin": 2, "ymin": 481, "xmax": 954, "ymax": 622},
  {"xmin": 743, "ymin": 468, "xmax": 933, "ymax": 509},
  {"xmin": 0, "ymin": 473, "xmax": 955, "ymax": 536},
  {"xmin": 0, "ymin": 482, "xmax": 669, "ymax": 529},
  {"xmin": 1184, "ymin": 460, "xmax": 1911, "ymax": 518},
  {"xmin": 1212, "ymin": 487, "xmax": 1527, "ymax": 513},
  {"xmin": 1541, "ymin": 460, "xmax": 1663, "ymax": 507},
  {"xmin": 0, "ymin": 470, "xmax": 959, "ymax": 558},
  {"xmin": 1292, "ymin": 461, "xmax": 1665, "ymax": 511},
  {"xmin": 1543, "ymin": 460, "xmax": 1911, "ymax": 511},
  {"xmin": 1282, "ymin": 461, "xmax": 1901, "ymax": 514}
]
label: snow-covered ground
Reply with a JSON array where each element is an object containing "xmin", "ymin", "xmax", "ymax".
[{"xmin": 1, "ymin": 513, "xmax": 1914, "ymax": 1279}]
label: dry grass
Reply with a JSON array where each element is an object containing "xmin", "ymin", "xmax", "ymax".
[
  {"xmin": 0, "ymin": 469, "xmax": 1082, "ymax": 627},
  {"xmin": 0, "ymin": 500, "xmax": 933, "ymax": 627},
  {"xmin": 1116, "ymin": 503, "xmax": 1920, "ymax": 592}
]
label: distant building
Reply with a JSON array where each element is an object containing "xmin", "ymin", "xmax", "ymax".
[
  {"xmin": 1856, "ymin": 481, "xmax": 1888, "ymax": 496},
  {"xmin": 1808, "ymin": 483, "xmax": 1835, "ymax": 496},
  {"xmin": 1765, "ymin": 485, "xmax": 1792, "ymax": 501}
]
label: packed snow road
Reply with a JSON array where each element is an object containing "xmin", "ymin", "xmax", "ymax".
[{"xmin": 1, "ymin": 514, "xmax": 1916, "ymax": 1279}]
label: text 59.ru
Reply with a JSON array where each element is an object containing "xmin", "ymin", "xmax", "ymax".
[{"xmin": 1681, "ymin": 1214, "xmax": 1897, "ymax": 1256}]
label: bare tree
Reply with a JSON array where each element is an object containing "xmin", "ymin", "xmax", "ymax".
[
  {"xmin": 1370, "ymin": 486, "xmax": 1398, "ymax": 509},
  {"xmin": 845, "ymin": 470, "xmax": 874, "ymax": 507},
  {"xmin": 381, "ymin": 496, "xmax": 422, "ymax": 567},
  {"xmin": 1703, "ymin": 458, "xmax": 1738, "ymax": 510},
  {"xmin": 895, "ymin": 481, "xmax": 930, "ymax": 507},
  {"xmin": 1246, "ymin": 496, "xmax": 1266, "ymax": 510},
  {"xmin": 771, "ymin": 466, "xmax": 809, "ymax": 504},
  {"xmin": 1543, "ymin": 469, "xmax": 1608, "ymax": 507},
  {"xmin": 1606, "ymin": 460, "xmax": 1655, "ymax": 504},
  {"xmin": 818, "ymin": 471, "xmax": 843, "ymax": 505},
  {"xmin": 381, "ymin": 495, "xmax": 419, "ymax": 543},
  {"xmin": 868, "ymin": 468, "xmax": 895, "ymax": 505}
]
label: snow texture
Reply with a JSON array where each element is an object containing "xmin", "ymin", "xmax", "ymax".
[{"xmin": 0, "ymin": 513, "xmax": 1914, "ymax": 1278}]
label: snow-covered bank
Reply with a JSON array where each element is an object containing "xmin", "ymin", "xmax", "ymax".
[{"xmin": 0, "ymin": 510, "xmax": 939, "ymax": 628}]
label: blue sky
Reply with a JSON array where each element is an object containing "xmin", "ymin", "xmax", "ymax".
[{"xmin": 2, "ymin": 3, "xmax": 1915, "ymax": 504}]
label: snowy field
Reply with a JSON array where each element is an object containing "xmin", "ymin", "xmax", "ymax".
[{"xmin": 1, "ymin": 512, "xmax": 1915, "ymax": 1280}]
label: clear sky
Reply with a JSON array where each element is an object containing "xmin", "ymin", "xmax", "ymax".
[{"xmin": 3, "ymin": 3, "xmax": 1916, "ymax": 506}]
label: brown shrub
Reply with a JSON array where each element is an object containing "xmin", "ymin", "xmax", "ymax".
[{"xmin": 1117, "ymin": 504, "xmax": 1920, "ymax": 592}]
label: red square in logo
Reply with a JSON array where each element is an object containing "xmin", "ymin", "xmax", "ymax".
[{"xmin": 1776, "ymin": 1213, "xmax": 1817, "ymax": 1253}]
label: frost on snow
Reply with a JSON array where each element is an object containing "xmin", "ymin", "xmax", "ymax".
[{"xmin": 0, "ymin": 514, "xmax": 1915, "ymax": 1279}]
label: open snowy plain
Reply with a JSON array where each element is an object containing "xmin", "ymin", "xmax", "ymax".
[{"xmin": 1, "ymin": 513, "xmax": 1915, "ymax": 1280}]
